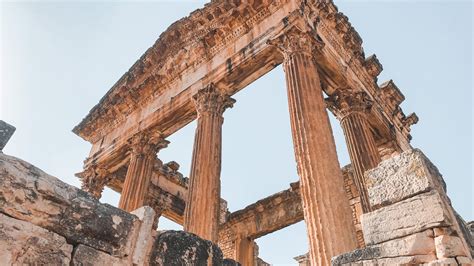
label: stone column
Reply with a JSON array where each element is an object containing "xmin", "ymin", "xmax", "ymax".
[
  {"xmin": 118, "ymin": 132, "xmax": 169, "ymax": 212},
  {"xmin": 235, "ymin": 235, "xmax": 255, "ymax": 266},
  {"xmin": 78, "ymin": 164, "xmax": 110, "ymax": 199},
  {"xmin": 269, "ymin": 26, "xmax": 357, "ymax": 265},
  {"xmin": 326, "ymin": 90, "xmax": 382, "ymax": 213},
  {"xmin": 183, "ymin": 84, "xmax": 235, "ymax": 243}
]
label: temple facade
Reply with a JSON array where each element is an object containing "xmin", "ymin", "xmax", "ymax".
[{"xmin": 67, "ymin": 1, "xmax": 472, "ymax": 265}]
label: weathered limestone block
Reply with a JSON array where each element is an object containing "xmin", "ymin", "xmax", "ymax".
[
  {"xmin": 332, "ymin": 230, "xmax": 435, "ymax": 265},
  {"xmin": 71, "ymin": 244, "xmax": 127, "ymax": 266},
  {"xmin": 150, "ymin": 230, "xmax": 223, "ymax": 265},
  {"xmin": 367, "ymin": 255, "xmax": 437, "ymax": 265},
  {"xmin": 365, "ymin": 149, "xmax": 446, "ymax": 209},
  {"xmin": 455, "ymin": 214, "xmax": 474, "ymax": 257},
  {"xmin": 456, "ymin": 256, "xmax": 473, "ymax": 265},
  {"xmin": 376, "ymin": 230, "xmax": 435, "ymax": 257},
  {"xmin": 427, "ymin": 257, "xmax": 458, "ymax": 265},
  {"xmin": 131, "ymin": 206, "xmax": 156, "ymax": 266},
  {"xmin": 435, "ymin": 235, "xmax": 468, "ymax": 258},
  {"xmin": 333, "ymin": 255, "xmax": 437, "ymax": 265},
  {"xmin": 0, "ymin": 213, "xmax": 72, "ymax": 265},
  {"xmin": 0, "ymin": 153, "xmax": 140, "ymax": 256},
  {"xmin": 361, "ymin": 191, "xmax": 451, "ymax": 245}
]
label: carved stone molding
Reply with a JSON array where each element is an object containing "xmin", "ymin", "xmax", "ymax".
[
  {"xmin": 267, "ymin": 26, "xmax": 324, "ymax": 62},
  {"xmin": 78, "ymin": 164, "xmax": 111, "ymax": 199},
  {"xmin": 193, "ymin": 83, "xmax": 236, "ymax": 117},
  {"xmin": 326, "ymin": 89, "xmax": 374, "ymax": 121},
  {"xmin": 128, "ymin": 130, "xmax": 170, "ymax": 158},
  {"xmin": 364, "ymin": 54, "xmax": 383, "ymax": 80}
]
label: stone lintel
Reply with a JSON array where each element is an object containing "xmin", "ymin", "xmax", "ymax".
[{"xmin": 220, "ymin": 182, "xmax": 303, "ymax": 240}]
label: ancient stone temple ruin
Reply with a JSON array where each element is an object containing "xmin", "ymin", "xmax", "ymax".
[{"xmin": 0, "ymin": 0, "xmax": 472, "ymax": 265}]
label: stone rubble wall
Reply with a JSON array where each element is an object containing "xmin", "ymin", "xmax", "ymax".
[
  {"xmin": 0, "ymin": 153, "xmax": 238, "ymax": 265},
  {"xmin": 342, "ymin": 165, "xmax": 365, "ymax": 248},
  {"xmin": 332, "ymin": 149, "xmax": 473, "ymax": 265}
]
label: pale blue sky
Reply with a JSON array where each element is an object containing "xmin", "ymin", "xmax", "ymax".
[{"xmin": 1, "ymin": 1, "xmax": 472, "ymax": 265}]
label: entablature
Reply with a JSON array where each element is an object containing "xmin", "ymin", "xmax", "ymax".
[{"xmin": 74, "ymin": 0, "xmax": 417, "ymax": 172}]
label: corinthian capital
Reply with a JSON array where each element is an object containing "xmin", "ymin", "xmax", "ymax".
[
  {"xmin": 77, "ymin": 164, "xmax": 111, "ymax": 199},
  {"xmin": 193, "ymin": 83, "xmax": 236, "ymax": 116},
  {"xmin": 129, "ymin": 130, "xmax": 169, "ymax": 157},
  {"xmin": 326, "ymin": 89, "xmax": 373, "ymax": 120},
  {"xmin": 267, "ymin": 26, "xmax": 324, "ymax": 61}
]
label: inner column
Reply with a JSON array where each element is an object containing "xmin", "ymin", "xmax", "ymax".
[
  {"xmin": 269, "ymin": 26, "xmax": 358, "ymax": 265},
  {"xmin": 118, "ymin": 131, "xmax": 169, "ymax": 212},
  {"xmin": 183, "ymin": 84, "xmax": 235, "ymax": 242},
  {"xmin": 326, "ymin": 89, "xmax": 382, "ymax": 213}
]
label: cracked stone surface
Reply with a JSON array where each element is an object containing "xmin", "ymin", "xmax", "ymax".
[
  {"xmin": 365, "ymin": 149, "xmax": 447, "ymax": 209},
  {"xmin": 150, "ymin": 230, "xmax": 223, "ymax": 265},
  {"xmin": 0, "ymin": 153, "xmax": 140, "ymax": 256},
  {"xmin": 0, "ymin": 213, "xmax": 72, "ymax": 265},
  {"xmin": 361, "ymin": 191, "xmax": 451, "ymax": 245},
  {"xmin": 71, "ymin": 244, "xmax": 127, "ymax": 266}
]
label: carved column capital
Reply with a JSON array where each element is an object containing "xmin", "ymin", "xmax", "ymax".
[
  {"xmin": 326, "ymin": 89, "xmax": 373, "ymax": 120},
  {"xmin": 129, "ymin": 130, "xmax": 170, "ymax": 157},
  {"xmin": 193, "ymin": 83, "xmax": 236, "ymax": 117},
  {"xmin": 78, "ymin": 164, "xmax": 111, "ymax": 199},
  {"xmin": 267, "ymin": 26, "xmax": 324, "ymax": 61}
]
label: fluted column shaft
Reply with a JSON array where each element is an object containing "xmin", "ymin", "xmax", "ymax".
[
  {"xmin": 327, "ymin": 91, "xmax": 381, "ymax": 213},
  {"xmin": 270, "ymin": 27, "xmax": 357, "ymax": 265},
  {"xmin": 341, "ymin": 112, "xmax": 380, "ymax": 212},
  {"xmin": 119, "ymin": 132, "xmax": 168, "ymax": 212},
  {"xmin": 184, "ymin": 84, "xmax": 235, "ymax": 243}
]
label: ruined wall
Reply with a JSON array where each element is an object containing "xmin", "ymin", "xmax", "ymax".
[
  {"xmin": 332, "ymin": 149, "xmax": 473, "ymax": 265},
  {"xmin": 341, "ymin": 165, "xmax": 365, "ymax": 248},
  {"xmin": 0, "ymin": 153, "xmax": 237, "ymax": 265}
]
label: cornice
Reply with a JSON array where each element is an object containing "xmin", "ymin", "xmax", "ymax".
[{"xmin": 73, "ymin": 0, "xmax": 290, "ymax": 143}]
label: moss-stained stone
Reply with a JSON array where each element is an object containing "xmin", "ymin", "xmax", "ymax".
[{"xmin": 150, "ymin": 230, "xmax": 223, "ymax": 265}]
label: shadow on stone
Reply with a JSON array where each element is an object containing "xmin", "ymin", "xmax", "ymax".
[{"xmin": 150, "ymin": 230, "xmax": 223, "ymax": 265}]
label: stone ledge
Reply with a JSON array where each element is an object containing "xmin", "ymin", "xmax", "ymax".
[
  {"xmin": 332, "ymin": 230, "xmax": 435, "ymax": 265},
  {"xmin": 0, "ymin": 213, "xmax": 73, "ymax": 265}
]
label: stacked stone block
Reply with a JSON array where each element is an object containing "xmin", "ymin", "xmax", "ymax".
[
  {"xmin": 332, "ymin": 149, "xmax": 473, "ymax": 265},
  {"xmin": 0, "ymin": 153, "xmax": 232, "ymax": 265}
]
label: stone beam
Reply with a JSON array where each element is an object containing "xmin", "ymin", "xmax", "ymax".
[{"xmin": 219, "ymin": 182, "xmax": 303, "ymax": 241}]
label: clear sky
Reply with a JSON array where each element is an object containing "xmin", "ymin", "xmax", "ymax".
[{"xmin": 1, "ymin": 1, "xmax": 472, "ymax": 265}]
